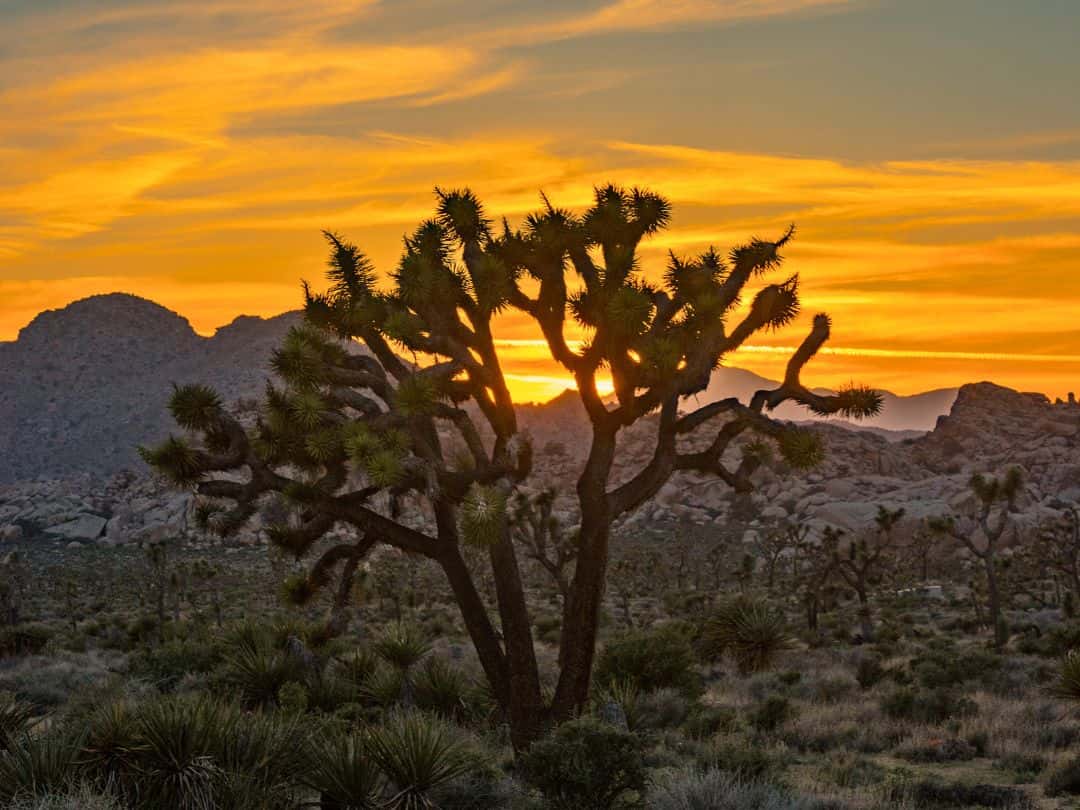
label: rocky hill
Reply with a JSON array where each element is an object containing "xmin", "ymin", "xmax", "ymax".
[
  {"xmin": 0, "ymin": 293, "xmax": 958, "ymax": 484},
  {"xmin": 3, "ymin": 294, "xmax": 1077, "ymax": 554},
  {"xmin": 0, "ymin": 294, "xmax": 299, "ymax": 483}
]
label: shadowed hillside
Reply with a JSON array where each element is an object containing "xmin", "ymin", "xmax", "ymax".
[
  {"xmin": 0, "ymin": 294, "xmax": 299, "ymax": 482},
  {"xmin": 1, "ymin": 293, "xmax": 957, "ymax": 483}
]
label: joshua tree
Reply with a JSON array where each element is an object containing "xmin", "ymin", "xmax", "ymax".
[
  {"xmin": 1036, "ymin": 502, "xmax": 1080, "ymax": 606},
  {"xmin": 835, "ymin": 506, "xmax": 904, "ymax": 642},
  {"xmin": 797, "ymin": 526, "xmax": 841, "ymax": 633},
  {"xmin": 0, "ymin": 552, "xmax": 27, "ymax": 627},
  {"xmin": 931, "ymin": 468, "xmax": 1023, "ymax": 650},
  {"xmin": 143, "ymin": 185, "xmax": 880, "ymax": 746},
  {"xmin": 509, "ymin": 489, "xmax": 576, "ymax": 601}
]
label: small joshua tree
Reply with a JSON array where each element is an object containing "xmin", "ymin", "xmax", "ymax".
[
  {"xmin": 1036, "ymin": 502, "xmax": 1080, "ymax": 607},
  {"xmin": 835, "ymin": 506, "xmax": 904, "ymax": 642},
  {"xmin": 509, "ymin": 488, "xmax": 576, "ymax": 602},
  {"xmin": 0, "ymin": 552, "xmax": 27, "ymax": 627},
  {"xmin": 797, "ymin": 526, "xmax": 842, "ymax": 633},
  {"xmin": 143, "ymin": 184, "xmax": 880, "ymax": 747},
  {"xmin": 931, "ymin": 468, "xmax": 1023, "ymax": 651}
]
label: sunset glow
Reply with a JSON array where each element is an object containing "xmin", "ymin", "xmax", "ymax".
[{"xmin": 3, "ymin": 1, "xmax": 1080, "ymax": 400}]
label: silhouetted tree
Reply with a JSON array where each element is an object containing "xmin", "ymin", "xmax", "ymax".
[
  {"xmin": 835, "ymin": 506, "xmax": 904, "ymax": 642},
  {"xmin": 143, "ymin": 185, "xmax": 880, "ymax": 747},
  {"xmin": 509, "ymin": 489, "xmax": 576, "ymax": 602},
  {"xmin": 931, "ymin": 468, "xmax": 1023, "ymax": 651}
]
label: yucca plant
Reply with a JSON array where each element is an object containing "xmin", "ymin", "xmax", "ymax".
[
  {"xmin": 129, "ymin": 695, "xmax": 223, "ymax": 810},
  {"xmin": 0, "ymin": 731, "xmax": 83, "ymax": 805},
  {"xmin": 375, "ymin": 624, "xmax": 432, "ymax": 674},
  {"xmin": 413, "ymin": 657, "xmax": 471, "ymax": 722},
  {"xmin": 78, "ymin": 701, "xmax": 145, "ymax": 794},
  {"xmin": 1056, "ymin": 650, "xmax": 1080, "ymax": 701},
  {"xmin": 361, "ymin": 664, "xmax": 407, "ymax": 710},
  {"xmin": 593, "ymin": 678, "xmax": 641, "ymax": 731},
  {"xmin": 211, "ymin": 708, "xmax": 307, "ymax": 808},
  {"xmin": 367, "ymin": 712, "xmax": 479, "ymax": 810},
  {"xmin": 222, "ymin": 642, "xmax": 308, "ymax": 709},
  {"xmin": 336, "ymin": 648, "xmax": 381, "ymax": 691},
  {"xmin": 302, "ymin": 729, "xmax": 385, "ymax": 809},
  {"xmin": 374, "ymin": 624, "xmax": 432, "ymax": 708},
  {"xmin": 700, "ymin": 597, "xmax": 794, "ymax": 674},
  {"xmin": 0, "ymin": 693, "xmax": 39, "ymax": 753}
]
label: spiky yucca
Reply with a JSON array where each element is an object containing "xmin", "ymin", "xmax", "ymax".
[
  {"xmin": 143, "ymin": 184, "xmax": 881, "ymax": 746},
  {"xmin": 700, "ymin": 597, "xmax": 794, "ymax": 674}
]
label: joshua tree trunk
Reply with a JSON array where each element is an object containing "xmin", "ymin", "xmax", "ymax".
[
  {"xmin": 985, "ymin": 556, "xmax": 1007, "ymax": 651},
  {"xmin": 856, "ymin": 588, "xmax": 874, "ymax": 642}
]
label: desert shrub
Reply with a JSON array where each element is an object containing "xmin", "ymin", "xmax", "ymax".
[
  {"xmin": 534, "ymin": 614, "xmax": 562, "ymax": 645},
  {"xmin": 519, "ymin": 716, "xmax": 648, "ymax": 810},
  {"xmin": 5, "ymin": 783, "xmax": 123, "ymax": 810},
  {"xmin": 367, "ymin": 711, "xmax": 480, "ymax": 809},
  {"xmin": 879, "ymin": 687, "xmax": 977, "ymax": 724},
  {"xmin": 699, "ymin": 740, "xmax": 779, "ymax": 781},
  {"xmin": 888, "ymin": 776, "xmax": 1034, "ymax": 808},
  {"xmin": 1038, "ymin": 621, "xmax": 1080, "ymax": 657},
  {"xmin": 896, "ymin": 737, "xmax": 977, "ymax": 763},
  {"xmin": 636, "ymin": 688, "xmax": 691, "ymax": 731},
  {"xmin": 995, "ymin": 752, "xmax": 1046, "ymax": 782},
  {"xmin": 854, "ymin": 654, "xmax": 886, "ymax": 689},
  {"xmin": 595, "ymin": 625, "xmax": 700, "ymax": 697},
  {"xmin": 646, "ymin": 769, "xmax": 828, "ymax": 810},
  {"xmin": 748, "ymin": 696, "xmax": 794, "ymax": 733},
  {"xmin": 910, "ymin": 644, "xmax": 1001, "ymax": 690},
  {"xmin": 277, "ymin": 681, "xmax": 309, "ymax": 714},
  {"xmin": 128, "ymin": 638, "xmax": 222, "ymax": 691},
  {"xmin": 0, "ymin": 624, "xmax": 53, "ymax": 657},
  {"xmin": 699, "ymin": 598, "xmax": 794, "ymax": 674},
  {"xmin": 821, "ymin": 752, "xmax": 886, "ymax": 789},
  {"xmin": 1045, "ymin": 754, "xmax": 1080, "ymax": 796},
  {"xmin": 681, "ymin": 705, "xmax": 739, "ymax": 739},
  {"xmin": 432, "ymin": 772, "xmax": 541, "ymax": 810}
]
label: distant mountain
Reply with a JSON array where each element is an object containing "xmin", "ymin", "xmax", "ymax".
[
  {"xmin": 0, "ymin": 294, "xmax": 299, "ymax": 483},
  {"xmin": 695, "ymin": 366, "xmax": 957, "ymax": 433},
  {"xmin": 0, "ymin": 293, "xmax": 957, "ymax": 483}
]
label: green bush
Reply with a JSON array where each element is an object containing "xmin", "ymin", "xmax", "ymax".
[
  {"xmin": 880, "ymin": 687, "xmax": 977, "ymax": 724},
  {"xmin": 128, "ymin": 638, "xmax": 222, "ymax": 692},
  {"xmin": 748, "ymin": 696, "xmax": 794, "ymax": 733},
  {"xmin": 595, "ymin": 625, "xmax": 700, "ymax": 697},
  {"xmin": 647, "ymin": 769, "xmax": 826, "ymax": 810},
  {"xmin": 519, "ymin": 716, "xmax": 648, "ymax": 810},
  {"xmin": 0, "ymin": 624, "xmax": 53, "ymax": 658},
  {"xmin": 1045, "ymin": 754, "xmax": 1080, "ymax": 796},
  {"xmin": 854, "ymin": 655, "xmax": 885, "ymax": 689}
]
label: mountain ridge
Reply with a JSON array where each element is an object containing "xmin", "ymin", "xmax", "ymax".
[{"xmin": 0, "ymin": 292, "xmax": 973, "ymax": 482}]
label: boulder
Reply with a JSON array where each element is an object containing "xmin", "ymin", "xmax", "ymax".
[
  {"xmin": 0, "ymin": 524, "xmax": 23, "ymax": 543},
  {"xmin": 46, "ymin": 514, "xmax": 107, "ymax": 541}
]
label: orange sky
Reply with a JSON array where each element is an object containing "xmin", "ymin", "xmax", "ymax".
[{"xmin": 3, "ymin": 0, "xmax": 1080, "ymax": 402}]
